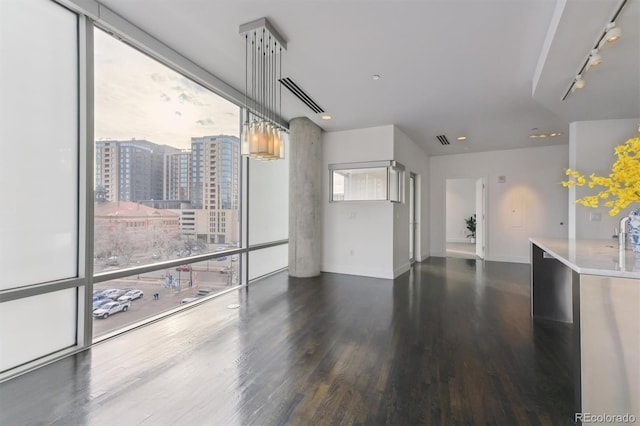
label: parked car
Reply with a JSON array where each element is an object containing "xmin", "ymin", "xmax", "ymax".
[
  {"xmin": 94, "ymin": 288, "xmax": 117, "ymax": 298},
  {"xmin": 92, "ymin": 299, "xmax": 112, "ymax": 311},
  {"xmin": 231, "ymin": 255, "xmax": 239, "ymax": 262},
  {"xmin": 93, "ymin": 295, "xmax": 111, "ymax": 304},
  {"xmin": 176, "ymin": 265, "xmax": 191, "ymax": 272},
  {"xmin": 216, "ymin": 257, "xmax": 227, "ymax": 261},
  {"xmin": 93, "ymin": 300, "xmax": 131, "ymax": 319},
  {"xmin": 118, "ymin": 289, "xmax": 144, "ymax": 302},
  {"xmin": 103, "ymin": 289, "xmax": 127, "ymax": 300},
  {"xmin": 180, "ymin": 297, "xmax": 199, "ymax": 304},
  {"xmin": 220, "ymin": 266, "xmax": 232, "ymax": 274}
]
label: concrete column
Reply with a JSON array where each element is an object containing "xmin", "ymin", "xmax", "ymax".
[{"xmin": 289, "ymin": 117, "xmax": 322, "ymax": 277}]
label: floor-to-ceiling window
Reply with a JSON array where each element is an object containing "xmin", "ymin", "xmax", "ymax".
[
  {"xmin": 247, "ymin": 145, "xmax": 290, "ymax": 280},
  {"xmin": 1, "ymin": 0, "xmax": 289, "ymax": 379},
  {"xmin": 92, "ymin": 28, "xmax": 242, "ymax": 337},
  {"xmin": 0, "ymin": 0, "xmax": 81, "ymax": 373}
]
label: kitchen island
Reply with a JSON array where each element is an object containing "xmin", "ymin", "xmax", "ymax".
[{"xmin": 530, "ymin": 238, "xmax": 639, "ymax": 424}]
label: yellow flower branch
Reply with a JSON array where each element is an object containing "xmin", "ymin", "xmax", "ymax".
[{"xmin": 562, "ymin": 131, "xmax": 640, "ymax": 217}]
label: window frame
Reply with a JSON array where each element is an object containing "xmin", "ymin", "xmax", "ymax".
[{"xmin": 328, "ymin": 160, "xmax": 405, "ymax": 203}]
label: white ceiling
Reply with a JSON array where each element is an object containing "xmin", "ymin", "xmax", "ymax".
[{"xmin": 98, "ymin": 0, "xmax": 639, "ymax": 156}]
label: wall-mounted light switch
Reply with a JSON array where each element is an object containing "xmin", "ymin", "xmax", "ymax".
[{"xmin": 590, "ymin": 212, "xmax": 601, "ymax": 221}]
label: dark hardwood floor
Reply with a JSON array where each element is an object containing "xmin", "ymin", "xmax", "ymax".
[{"xmin": 0, "ymin": 257, "xmax": 573, "ymax": 425}]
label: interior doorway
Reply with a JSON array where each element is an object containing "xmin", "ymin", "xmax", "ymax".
[{"xmin": 445, "ymin": 177, "xmax": 486, "ymax": 259}]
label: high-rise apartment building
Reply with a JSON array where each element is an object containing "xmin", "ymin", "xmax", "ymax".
[
  {"xmin": 190, "ymin": 135, "xmax": 241, "ymax": 243},
  {"xmin": 95, "ymin": 139, "xmax": 167, "ymax": 202},
  {"xmin": 164, "ymin": 149, "xmax": 192, "ymax": 201}
]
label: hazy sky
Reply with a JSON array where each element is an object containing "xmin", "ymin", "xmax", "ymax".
[{"xmin": 94, "ymin": 29, "xmax": 240, "ymax": 150}]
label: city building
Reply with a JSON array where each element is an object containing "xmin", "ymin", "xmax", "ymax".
[
  {"xmin": 95, "ymin": 139, "xmax": 169, "ymax": 202},
  {"xmin": 190, "ymin": 135, "xmax": 241, "ymax": 243},
  {"xmin": 163, "ymin": 149, "xmax": 191, "ymax": 202},
  {"xmin": 93, "ymin": 201, "xmax": 180, "ymax": 264}
]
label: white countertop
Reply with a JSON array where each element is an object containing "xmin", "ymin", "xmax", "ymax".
[{"xmin": 530, "ymin": 237, "xmax": 640, "ymax": 279}]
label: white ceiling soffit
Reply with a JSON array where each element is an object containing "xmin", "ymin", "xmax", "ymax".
[
  {"xmin": 91, "ymin": 0, "xmax": 636, "ymax": 156},
  {"xmin": 533, "ymin": 0, "xmax": 640, "ymax": 123}
]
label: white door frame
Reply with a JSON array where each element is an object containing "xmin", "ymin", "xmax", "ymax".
[{"xmin": 409, "ymin": 172, "xmax": 417, "ymax": 263}]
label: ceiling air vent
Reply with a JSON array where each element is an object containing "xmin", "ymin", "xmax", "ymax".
[
  {"xmin": 436, "ymin": 135, "xmax": 450, "ymax": 145},
  {"xmin": 279, "ymin": 77, "xmax": 325, "ymax": 114}
]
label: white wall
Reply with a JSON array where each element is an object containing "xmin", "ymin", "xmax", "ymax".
[
  {"xmin": 445, "ymin": 179, "xmax": 476, "ymax": 243},
  {"xmin": 430, "ymin": 145, "xmax": 569, "ymax": 263},
  {"xmin": 569, "ymin": 118, "xmax": 640, "ymax": 239},
  {"xmin": 322, "ymin": 126, "xmax": 395, "ymax": 278},
  {"xmin": 392, "ymin": 126, "xmax": 430, "ymax": 275}
]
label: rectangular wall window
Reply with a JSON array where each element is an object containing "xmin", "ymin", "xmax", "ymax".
[{"xmin": 329, "ymin": 161, "xmax": 404, "ymax": 203}]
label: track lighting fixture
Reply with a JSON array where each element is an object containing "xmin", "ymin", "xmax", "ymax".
[{"xmin": 561, "ymin": 1, "xmax": 629, "ymax": 101}]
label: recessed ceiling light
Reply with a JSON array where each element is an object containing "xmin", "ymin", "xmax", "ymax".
[
  {"xmin": 372, "ymin": 74, "xmax": 381, "ymax": 80},
  {"xmin": 457, "ymin": 136, "xmax": 467, "ymax": 141},
  {"xmin": 530, "ymin": 132, "xmax": 562, "ymax": 139},
  {"xmin": 321, "ymin": 114, "xmax": 332, "ymax": 120}
]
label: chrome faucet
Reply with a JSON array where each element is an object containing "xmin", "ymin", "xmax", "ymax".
[{"xmin": 619, "ymin": 216, "xmax": 629, "ymax": 263}]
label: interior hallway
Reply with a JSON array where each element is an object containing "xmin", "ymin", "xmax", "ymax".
[{"xmin": 0, "ymin": 258, "xmax": 573, "ymax": 425}]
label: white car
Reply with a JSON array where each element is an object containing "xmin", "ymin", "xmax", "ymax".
[
  {"xmin": 102, "ymin": 288, "xmax": 126, "ymax": 300},
  {"xmin": 93, "ymin": 300, "xmax": 131, "ymax": 319},
  {"xmin": 118, "ymin": 289, "xmax": 144, "ymax": 302}
]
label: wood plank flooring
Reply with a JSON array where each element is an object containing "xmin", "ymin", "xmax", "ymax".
[{"xmin": 0, "ymin": 257, "xmax": 573, "ymax": 425}]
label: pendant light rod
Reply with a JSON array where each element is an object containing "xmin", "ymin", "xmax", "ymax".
[{"xmin": 239, "ymin": 18, "xmax": 289, "ymax": 131}]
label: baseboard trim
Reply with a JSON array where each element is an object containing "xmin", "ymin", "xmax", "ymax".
[
  {"xmin": 320, "ymin": 264, "xmax": 394, "ymax": 279},
  {"xmin": 446, "ymin": 238, "xmax": 473, "ymax": 244},
  {"xmin": 486, "ymin": 255, "xmax": 529, "ymax": 264},
  {"xmin": 394, "ymin": 262, "xmax": 411, "ymax": 278}
]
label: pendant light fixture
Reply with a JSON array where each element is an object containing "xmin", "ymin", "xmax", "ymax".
[{"xmin": 239, "ymin": 18, "xmax": 288, "ymax": 160}]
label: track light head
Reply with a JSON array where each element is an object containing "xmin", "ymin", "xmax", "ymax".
[
  {"xmin": 587, "ymin": 49, "xmax": 602, "ymax": 68},
  {"xmin": 574, "ymin": 75, "xmax": 586, "ymax": 90},
  {"xmin": 600, "ymin": 22, "xmax": 621, "ymax": 47}
]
